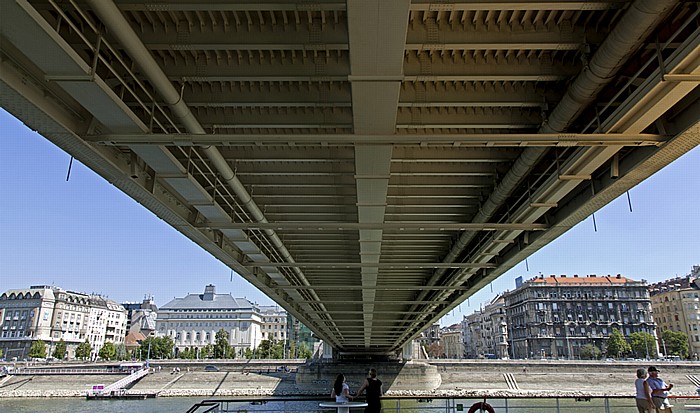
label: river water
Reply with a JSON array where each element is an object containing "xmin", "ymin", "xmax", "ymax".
[{"xmin": 0, "ymin": 397, "xmax": 668, "ymax": 413}]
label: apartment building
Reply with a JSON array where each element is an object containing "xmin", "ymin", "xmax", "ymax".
[
  {"xmin": 259, "ymin": 305, "xmax": 287, "ymax": 342},
  {"xmin": 0, "ymin": 285, "xmax": 126, "ymax": 360},
  {"xmin": 649, "ymin": 266, "xmax": 700, "ymax": 357},
  {"xmin": 503, "ymin": 274, "xmax": 655, "ymax": 359},
  {"xmin": 463, "ymin": 294, "xmax": 508, "ymax": 359}
]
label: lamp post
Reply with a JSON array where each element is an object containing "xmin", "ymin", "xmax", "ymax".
[
  {"xmin": 658, "ymin": 334, "xmax": 668, "ymax": 358},
  {"xmin": 643, "ymin": 328, "xmax": 651, "ymax": 360}
]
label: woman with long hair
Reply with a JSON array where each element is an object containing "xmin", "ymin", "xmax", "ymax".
[{"xmin": 331, "ymin": 373, "xmax": 353, "ymax": 402}]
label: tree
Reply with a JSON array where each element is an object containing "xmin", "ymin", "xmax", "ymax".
[
  {"xmin": 257, "ymin": 339, "xmax": 273, "ymax": 359},
  {"xmin": 99, "ymin": 341, "xmax": 117, "ymax": 360},
  {"xmin": 52, "ymin": 339, "xmax": 67, "ymax": 360},
  {"xmin": 629, "ymin": 332, "xmax": 658, "ymax": 359},
  {"xmin": 0, "ymin": 349, "xmax": 3, "ymax": 359},
  {"xmin": 271, "ymin": 340, "xmax": 284, "ymax": 359},
  {"xmin": 254, "ymin": 339, "xmax": 284, "ymax": 359},
  {"xmin": 289, "ymin": 341, "xmax": 297, "ymax": 358},
  {"xmin": 298, "ymin": 342, "xmax": 313, "ymax": 359},
  {"xmin": 201, "ymin": 344, "xmax": 213, "ymax": 359},
  {"xmin": 140, "ymin": 336, "xmax": 174, "ymax": 359},
  {"xmin": 663, "ymin": 330, "xmax": 690, "ymax": 359},
  {"xmin": 606, "ymin": 329, "xmax": 631, "ymax": 358},
  {"xmin": 29, "ymin": 340, "xmax": 47, "ymax": 359},
  {"xmin": 76, "ymin": 340, "xmax": 92, "ymax": 360},
  {"xmin": 580, "ymin": 344, "xmax": 602, "ymax": 360},
  {"xmin": 116, "ymin": 343, "xmax": 128, "ymax": 361},
  {"xmin": 214, "ymin": 329, "xmax": 230, "ymax": 358},
  {"xmin": 179, "ymin": 347, "xmax": 195, "ymax": 359},
  {"xmin": 426, "ymin": 342, "xmax": 444, "ymax": 359}
]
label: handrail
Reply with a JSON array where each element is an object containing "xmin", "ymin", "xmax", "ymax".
[
  {"xmin": 185, "ymin": 394, "xmax": 700, "ymax": 413},
  {"xmin": 86, "ymin": 368, "xmax": 149, "ymax": 396},
  {"xmin": 101, "ymin": 368, "xmax": 149, "ymax": 394},
  {"xmin": 12, "ymin": 368, "xmax": 117, "ymax": 375}
]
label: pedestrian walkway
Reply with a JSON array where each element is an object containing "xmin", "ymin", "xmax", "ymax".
[{"xmin": 89, "ymin": 368, "xmax": 149, "ymax": 396}]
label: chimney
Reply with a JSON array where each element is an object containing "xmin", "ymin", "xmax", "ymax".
[{"xmin": 203, "ymin": 284, "xmax": 216, "ymax": 301}]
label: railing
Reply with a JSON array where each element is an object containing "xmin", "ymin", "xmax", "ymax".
[
  {"xmin": 99, "ymin": 368, "xmax": 149, "ymax": 395},
  {"xmin": 185, "ymin": 395, "xmax": 700, "ymax": 413},
  {"xmin": 12, "ymin": 368, "xmax": 118, "ymax": 375}
]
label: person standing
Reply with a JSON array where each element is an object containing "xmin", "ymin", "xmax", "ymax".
[
  {"xmin": 357, "ymin": 368, "xmax": 383, "ymax": 413},
  {"xmin": 635, "ymin": 368, "xmax": 654, "ymax": 413},
  {"xmin": 331, "ymin": 373, "xmax": 353, "ymax": 402},
  {"xmin": 647, "ymin": 366, "xmax": 673, "ymax": 412}
]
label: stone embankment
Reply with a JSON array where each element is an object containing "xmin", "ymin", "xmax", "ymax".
[{"xmin": 2, "ymin": 360, "xmax": 700, "ymax": 399}]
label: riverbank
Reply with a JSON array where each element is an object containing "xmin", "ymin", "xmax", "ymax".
[{"xmin": 2, "ymin": 360, "xmax": 700, "ymax": 398}]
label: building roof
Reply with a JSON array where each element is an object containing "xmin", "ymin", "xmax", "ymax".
[
  {"xmin": 0, "ymin": 286, "xmax": 55, "ymax": 301},
  {"xmin": 125, "ymin": 331, "xmax": 146, "ymax": 347},
  {"xmin": 160, "ymin": 285, "xmax": 255, "ymax": 311},
  {"xmin": 648, "ymin": 275, "xmax": 700, "ymax": 296},
  {"xmin": 527, "ymin": 274, "xmax": 639, "ymax": 285}
]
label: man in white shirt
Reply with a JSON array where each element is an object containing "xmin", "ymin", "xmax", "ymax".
[{"xmin": 647, "ymin": 366, "xmax": 673, "ymax": 412}]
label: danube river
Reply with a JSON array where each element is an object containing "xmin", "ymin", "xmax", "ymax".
[{"xmin": 0, "ymin": 397, "xmax": 659, "ymax": 413}]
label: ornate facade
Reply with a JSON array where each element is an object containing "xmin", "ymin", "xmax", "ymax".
[
  {"xmin": 156, "ymin": 284, "xmax": 270, "ymax": 356},
  {"xmin": 463, "ymin": 294, "xmax": 508, "ymax": 359},
  {"xmin": 649, "ymin": 266, "xmax": 700, "ymax": 358},
  {"xmin": 0, "ymin": 285, "xmax": 126, "ymax": 360},
  {"xmin": 504, "ymin": 274, "xmax": 655, "ymax": 359}
]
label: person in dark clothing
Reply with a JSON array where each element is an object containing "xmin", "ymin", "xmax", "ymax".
[{"xmin": 357, "ymin": 367, "xmax": 383, "ymax": 413}]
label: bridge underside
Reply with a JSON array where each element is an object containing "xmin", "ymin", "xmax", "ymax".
[{"xmin": 1, "ymin": 0, "xmax": 698, "ymax": 356}]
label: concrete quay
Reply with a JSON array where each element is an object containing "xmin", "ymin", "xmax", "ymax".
[{"xmin": 2, "ymin": 360, "xmax": 700, "ymax": 399}]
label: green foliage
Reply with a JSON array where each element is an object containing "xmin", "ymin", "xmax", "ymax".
[
  {"xmin": 29, "ymin": 340, "xmax": 47, "ymax": 359},
  {"xmin": 244, "ymin": 348, "xmax": 253, "ymax": 359},
  {"xmin": 76, "ymin": 340, "xmax": 92, "ymax": 360},
  {"xmin": 605, "ymin": 329, "xmax": 631, "ymax": 358},
  {"xmin": 52, "ymin": 339, "xmax": 67, "ymax": 360},
  {"xmin": 255, "ymin": 339, "xmax": 284, "ymax": 359},
  {"xmin": 116, "ymin": 344, "xmax": 128, "ymax": 361},
  {"xmin": 298, "ymin": 342, "xmax": 313, "ymax": 359},
  {"xmin": 662, "ymin": 330, "xmax": 689, "ymax": 359},
  {"xmin": 214, "ymin": 329, "xmax": 233, "ymax": 358},
  {"xmin": 99, "ymin": 342, "xmax": 117, "ymax": 360},
  {"xmin": 580, "ymin": 344, "xmax": 602, "ymax": 360},
  {"xmin": 272, "ymin": 340, "xmax": 284, "ymax": 358},
  {"xmin": 257, "ymin": 339, "xmax": 271, "ymax": 358},
  {"xmin": 289, "ymin": 341, "xmax": 297, "ymax": 359},
  {"xmin": 629, "ymin": 332, "xmax": 658, "ymax": 359},
  {"xmin": 179, "ymin": 347, "xmax": 196, "ymax": 359},
  {"xmin": 0, "ymin": 348, "xmax": 3, "ymax": 358},
  {"xmin": 139, "ymin": 336, "xmax": 174, "ymax": 359},
  {"xmin": 201, "ymin": 344, "xmax": 213, "ymax": 359}
]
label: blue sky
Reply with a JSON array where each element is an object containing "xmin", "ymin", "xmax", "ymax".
[{"xmin": 1, "ymin": 108, "xmax": 698, "ymax": 327}]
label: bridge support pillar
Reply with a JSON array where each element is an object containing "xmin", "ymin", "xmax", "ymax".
[{"xmin": 296, "ymin": 360, "xmax": 441, "ymax": 392}]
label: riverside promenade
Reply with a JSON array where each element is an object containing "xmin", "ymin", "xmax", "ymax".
[{"xmin": 2, "ymin": 359, "xmax": 700, "ymax": 399}]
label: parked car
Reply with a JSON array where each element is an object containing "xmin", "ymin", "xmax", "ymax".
[{"xmin": 204, "ymin": 365, "xmax": 220, "ymax": 372}]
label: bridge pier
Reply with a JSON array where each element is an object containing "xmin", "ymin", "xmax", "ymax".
[{"xmin": 295, "ymin": 360, "xmax": 441, "ymax": 392}]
